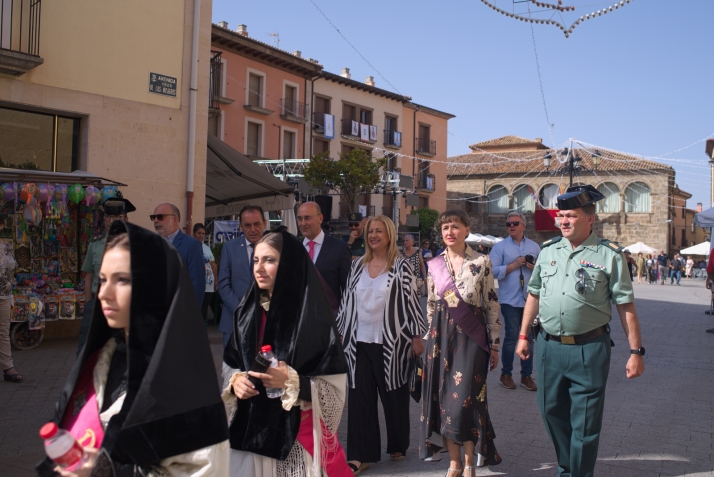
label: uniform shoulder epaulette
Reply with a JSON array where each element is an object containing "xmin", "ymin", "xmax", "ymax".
[
  {"xmin": 541, "ymin": 236, "xmax": 562, "ymax": 248},
  {"xmin": 600, "ymin": 239, "xmax": 624, "ymax": 252}
]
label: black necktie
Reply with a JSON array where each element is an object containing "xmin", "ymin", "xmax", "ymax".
[{"xmin": 248, "ymin": 244, "xmax": 254, "ymax": 268}]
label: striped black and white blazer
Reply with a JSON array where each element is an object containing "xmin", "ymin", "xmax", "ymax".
[{"xmin": 336, "ymin": 256, "xmax": 427, "ymax": 391}]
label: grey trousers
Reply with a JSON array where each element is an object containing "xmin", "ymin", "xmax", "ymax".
[{"xmin": 0, "ymin": 297, "xmax": 13, "ymax": 370}]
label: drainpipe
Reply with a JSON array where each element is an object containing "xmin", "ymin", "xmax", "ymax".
[
  {"xmin": 185, "ymin": 0, "xmax": 201, "ymax": 233},
  {"xmin": 412, "ymin": 104, "xmax": 419, "ymax": 185}
]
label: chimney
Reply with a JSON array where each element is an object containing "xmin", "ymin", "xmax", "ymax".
[
  {"xmin": 237, "ymin": 24, "xmax": 248, "ymax": 37},
  {"xmin": 535, "ymin": 138, "xmax": 542, "ymax": 143},
  {"xmin": 217, "ymin": 21, "xmax": 228, "ymax": 29},
  {"xmin": 292, "ymin": 50, "xmax": 301, "ymax": 58},
  {"xmin": 341, "ymin": 68, "xmax": 351, "ymax": 79},
  {"xmin": 365, "ymin": 76, "xmax": 375, "ymax": 86},
  {"xmin": 697, "ymin": 203, "xmax": 703, "ymax": 212}
]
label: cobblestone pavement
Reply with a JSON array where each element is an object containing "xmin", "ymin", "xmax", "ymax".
[{"xmin": 1, "ymin": 279, "xmax": 713, "ymax": 476}]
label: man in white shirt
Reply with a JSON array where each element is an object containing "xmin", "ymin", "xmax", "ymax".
[{"xmin": 297, "ymin": 202, "xmax": 351, "ymax": 307}]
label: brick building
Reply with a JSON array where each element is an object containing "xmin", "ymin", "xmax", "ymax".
[{"xmin": 447, "ymin": 136, "xmax": 690, "ymax": 253}]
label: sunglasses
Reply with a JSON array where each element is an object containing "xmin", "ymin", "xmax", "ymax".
[
  {"xmin": 348, "ymin": 223, "xmax": 360, "ymax": 228},
  {"xmin": 150, "ymin": 214, "xmax": 176, "ymax": 221},
  {"xmin": 506, "ymin": 221, "xmax": 521, "ymax": 227},
  {"xmin": 575, "ymin": 268, "xmax": 586, "ymax": 295}
]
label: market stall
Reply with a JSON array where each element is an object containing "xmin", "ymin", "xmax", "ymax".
[{"xmin": 0, "ymin": 168, "xmax": 126, "ymax": 347}]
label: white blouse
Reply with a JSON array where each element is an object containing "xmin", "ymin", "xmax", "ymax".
[{"xmin": 355, "ymin": 267, "xmax": 389, "ymax": 344}]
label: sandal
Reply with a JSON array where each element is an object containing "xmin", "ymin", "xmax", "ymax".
[
  {"xmin": 3, "ymin": 368, "xmax": 23, "ymax": 383},
  {"xmin": 446, "ymin": 466, "xmax": 462, "ymax": 477},
  {"xmin": 347, "ymin": 461, "xmax": 370, "ymax": 475},
  {"xmin": 463, "ymin": 465, "xmax": 475, "ymax": 477},
  {"xmin": 390, "ymin": 452, "xmax": 405, "ymax": 461}
]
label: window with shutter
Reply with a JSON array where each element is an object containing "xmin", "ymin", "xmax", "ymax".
[
  {"xmin": 247, "ymin": 122, "xmax": 261, "ymax": 156},
  {"xmin": 248, "ymin": 74, "xmax": 262, "ymax": 107},
  {"xmin": 283, "ymin": 130, "xmax": 295, "ymax": 159}
]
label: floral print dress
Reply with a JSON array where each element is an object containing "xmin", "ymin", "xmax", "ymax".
[{"xmin": 419, "ymin": 246, "xmax": 502, "ymax": 466}]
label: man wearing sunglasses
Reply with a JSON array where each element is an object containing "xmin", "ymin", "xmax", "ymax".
[
  {"xmin": 515, "ymin": 184, "xmax": 645, "ymax": 477},
  {"xmin": 490, "ymin": 211, "xmax": 541, "ymax": 391},
  {"xmin": 342, "ymin": 212, "xmax": 367, "ymax": 259},
  {"xmin": 151, "ymin": 203, "xmax": 205, "ymax": 306}
]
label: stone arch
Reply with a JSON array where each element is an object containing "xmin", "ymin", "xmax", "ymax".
[{"xmin": 487, "ymin": 184, "xmax": 509, "ymax": 214}]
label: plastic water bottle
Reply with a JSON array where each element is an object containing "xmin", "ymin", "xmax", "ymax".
[
  {"xmin": 39, "ymin": 422, "xmax": 91, "ymax": 470},
  {"xmin": 260, "ymin": 345, "xmax": 284, "ymax": 399}
]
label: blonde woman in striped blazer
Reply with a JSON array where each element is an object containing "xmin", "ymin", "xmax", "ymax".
[{"xmin": 336, "ymin": 215, "xmax": 427, "ymax": 475}]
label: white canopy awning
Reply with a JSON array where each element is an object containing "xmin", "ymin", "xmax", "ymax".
[
  {"xmin": 680, "ymin": 241, "xmax": 710, "ymax": 256},
  {"xmin": 465, "ymin": 233, "xmax": 503, "ymax": 247},
  {"xmin": 622, "ymin": 242, "xmax": 658, "ymax": 254}
]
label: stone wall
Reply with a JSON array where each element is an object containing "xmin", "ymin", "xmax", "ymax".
[{"xmin": 447, "ymin": 169, "xmax": 678, "ymax": 253}]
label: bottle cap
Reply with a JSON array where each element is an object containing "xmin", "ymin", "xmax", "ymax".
[
  {"xmin": 39, "ymin": 422, "xmax": 59, "ymax": 439},
  {"xmin": 261, "ymin": 345, "xmax": 272, "ymax": 353}
]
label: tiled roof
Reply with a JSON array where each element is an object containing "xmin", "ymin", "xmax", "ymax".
[
  {"xmin": 447, "ymin": 147, "xmax": 673, "ymax": 176},
  {"xmin": 469, "ymin": 136, "xmax": 547, "ymax": 150}
]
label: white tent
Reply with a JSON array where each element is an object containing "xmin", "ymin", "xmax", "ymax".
[
  {"xmin": 680, "ymin": 241, "xmax": 710, "ymax": 256},
  {"xmin": 622, "ymin": 242, "xmax": 657, "ymax": 254},
  {"xmin": 466, "ymin": 233, "xmax": 493, "ymax": 246}
]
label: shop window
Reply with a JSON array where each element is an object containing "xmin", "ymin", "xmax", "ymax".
[{"xmin": 0, "ymin": 107, "xmax": 79, "ymax": 172}]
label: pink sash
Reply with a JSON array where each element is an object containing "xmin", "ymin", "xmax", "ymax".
[
  {"xmin": 296, "ymin": 409, "xmax": 352, "ymax": 477},
  {"xmin": 60, "ymin": 351, "xmax": 105, "ymax": 450},
  {"xmin": 429, "ymin": 256, "xmax": 490, "ymax": 354}
]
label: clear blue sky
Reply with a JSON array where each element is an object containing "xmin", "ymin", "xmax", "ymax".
[{"xmin": 212, "ymin": 0, "xmax": 714, "ymax": 209}]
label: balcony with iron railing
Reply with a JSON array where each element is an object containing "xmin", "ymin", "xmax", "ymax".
[
  {"xmin": 418, "ymin": 171, "xmax": 436, "ymax": 191},
  {"xmin": 341, "ymin": 118, "xmax": 356, "ymax": 136},
  {"xmin": 0, "ymin": 0, "xmax": 43, "ymax": 75},
  {"xmin": 415, "ymin": 137, "xmax": 436, "ymax": 156},
  {"xmin": 280, "ymin": 98, "xmax": 308, "ymax": 123},
  {"xmin": 383, "ymin": 130, "xmax": 402, "ymax": 148}
]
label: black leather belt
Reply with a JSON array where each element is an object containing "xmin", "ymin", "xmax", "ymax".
[{"xmin": 542, "ymin": 325, "xmax": 609, "ymax": 345}]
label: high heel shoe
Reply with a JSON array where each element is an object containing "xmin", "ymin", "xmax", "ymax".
[
  {"xmin": 462, "ymin": 466, "xmax": 475, "ymax": 477},
  {"xmin": 446, "ymin": 467, "xmax": 462, "ymax": 477}
]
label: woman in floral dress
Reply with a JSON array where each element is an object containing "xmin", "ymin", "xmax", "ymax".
[{"xmin": 419, "ymin": 210, "xmax": 502, "ymax": 477}]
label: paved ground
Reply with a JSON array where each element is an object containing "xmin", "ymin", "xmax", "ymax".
[{"xmin": 1, "ymin": 278, "xmax": 713, "ymax": 476}]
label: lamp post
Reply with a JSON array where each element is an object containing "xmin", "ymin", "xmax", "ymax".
[{"xmin": 543, "ymin": 147, "xmax": 600, "ymax": 187}]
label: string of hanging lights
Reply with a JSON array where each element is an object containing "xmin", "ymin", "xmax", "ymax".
[{"xmin": 479, "ymin": 0, "xmax": 634, "ymax": 38}]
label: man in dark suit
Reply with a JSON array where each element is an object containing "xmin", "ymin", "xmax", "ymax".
[
  {"xmin": 217, "ymin": 205, "xmax": 267, "ymax": 347},
  {"xmin": 152, "ymin": 203, "xmax": 205, "ymax": 306},
  {"xmin": 297, "ymin": 202, "xmax": 351, "ymax": 308}
]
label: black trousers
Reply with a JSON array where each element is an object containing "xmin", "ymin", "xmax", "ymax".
[{"xmin": 347, "ymin": 341, "xmax": 410, "ymax": 462}]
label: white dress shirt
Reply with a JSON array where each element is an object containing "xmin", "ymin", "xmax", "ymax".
[
  {"xmin": 355, "ymin": 267, "xmax": 389, "ymax": 344},
  {"xmin": 303, "ymin": 229, "xmax": 325, "ymax": 263}
]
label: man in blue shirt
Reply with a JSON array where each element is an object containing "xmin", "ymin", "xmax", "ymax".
[{"xmin": 490, "ymin": 211, "xmax": 541, "ymax": 391}]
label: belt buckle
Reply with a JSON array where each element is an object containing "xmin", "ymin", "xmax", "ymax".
[{"xmin": 561, "ymin": 335, "xmax": 576, "ymax": 345}]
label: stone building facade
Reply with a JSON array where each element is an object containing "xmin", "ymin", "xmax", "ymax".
[{"xmin": 447, "ymin": 136, "xmax": 689, "ymax": 254}]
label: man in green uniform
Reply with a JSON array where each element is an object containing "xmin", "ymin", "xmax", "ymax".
[
  {"xmin": 516, "ymin": 185, "xmax": 645, "ymax": 477},
  {"xmin": 76, "ymin": 197, "xmax": 135, "ymax": 355},
  {"xmin": 342, "ymin": 212, "xmax": 366, "ymax": 259}
]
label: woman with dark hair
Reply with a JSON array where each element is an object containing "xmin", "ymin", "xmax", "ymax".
[
  {"xmin": 222, "ymin": 227, "xmax": 351, "ymax": 477},
  {"xmin": 402, "ymin": 234, "xmax": 426, "ymax": 296},
  {"xmin": 41, "ymin": 221, "xmax": 229, "ymax": 477},
  {"xmin": 193, "ymin": 223, "xmax": 218, "ymax": 321},
  {"xmin": 419, "ymin": 210, "xmax": 502, "ymax": 477},
  {"xmin": 337, "ymin": 216, "xmax": 426, "ymax": 475}
]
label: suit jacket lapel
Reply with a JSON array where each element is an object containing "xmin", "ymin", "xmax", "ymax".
[
  {"xmin": 315, "ymin": 235, "xmax": 331, "ymax": 267},
  {"xmin": 173, "ymin": 230, "xmax": 183, "ymax": 248}
]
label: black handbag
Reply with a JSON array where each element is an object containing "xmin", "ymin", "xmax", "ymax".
[{"xmin": 408, "ymin": 355, "xmax": 423, "ymax": 403}]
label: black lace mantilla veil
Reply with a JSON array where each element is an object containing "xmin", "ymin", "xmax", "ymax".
[
  {"xmin": 223, "ymin": 228, "xmax": 348, "ymax": 460},
  {"xmin": 37, "ymin": 221, "xmax": 228, "ymax": 476}
]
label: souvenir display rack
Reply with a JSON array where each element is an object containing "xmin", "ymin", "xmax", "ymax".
[{"xmin": 0, "ymin": 169, "xmax": 125, "ymax": 338}]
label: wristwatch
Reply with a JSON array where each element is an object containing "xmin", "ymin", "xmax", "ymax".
[{"xmin": 630, "ymin": 347, "xmax": 645, "ymax": 356}]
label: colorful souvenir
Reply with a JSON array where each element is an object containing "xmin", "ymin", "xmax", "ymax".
[
  {"xmin": 12, "ymin": 296, "xmax": 29, "ymax": 322},
  {"xmin": 84, "ymin": 186, "xmax": 99, "ymax": 206},
  {"xmin": 19, "ymin": 183, "xmax": 37, "ymax": 203},
  {"xmin": 100, "ymin": 186, "xmax": 118, "ymax": 202},
  {"xmin": 59, "ymin": 295, "xmax": 76, "ymax": 320},
  {"xmin": 67, "ymin": 183, "xmax": 85, "ymax": 205},
  {"xmin": 44, "ymin": 296, "xmax": 59, "ymax": 321}
]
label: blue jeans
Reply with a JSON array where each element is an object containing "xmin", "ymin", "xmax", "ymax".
[
  {"xmin": 670, "ymin": 269, "xmax": 681, "ymax": 284},
  {"xmin": 500, "ymin": 304, "xmax": 534, "ymax": 377}
]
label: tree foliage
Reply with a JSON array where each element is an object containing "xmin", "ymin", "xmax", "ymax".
[
  {"xmin": 408, "ymin": 207, "xmax": 439, "ymax": 242},
  {"xmin": 303, "ymin": 150, "xmax": 386, "ymax": 212}
]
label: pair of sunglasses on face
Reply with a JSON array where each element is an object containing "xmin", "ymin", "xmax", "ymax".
[{"xmin": 506, "ymin": 221, "xmax": 521, "ymax": 227}]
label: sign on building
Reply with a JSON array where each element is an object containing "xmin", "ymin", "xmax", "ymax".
[
  {"xmin": 148, "ymin": 72, "xmax": 177, "ymax": 97},
  {"xmin": 214, "ymin": 220, "xmax": 241, "ymax": 243}
]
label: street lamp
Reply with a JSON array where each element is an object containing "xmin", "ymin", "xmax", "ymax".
[
  {"xmin": 592, "ymin": 150, "xmax": 602, "ymax": 170},
  {"xmin": 543, "ymin": 147, "xmax": 592, "ymax": 187}
]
